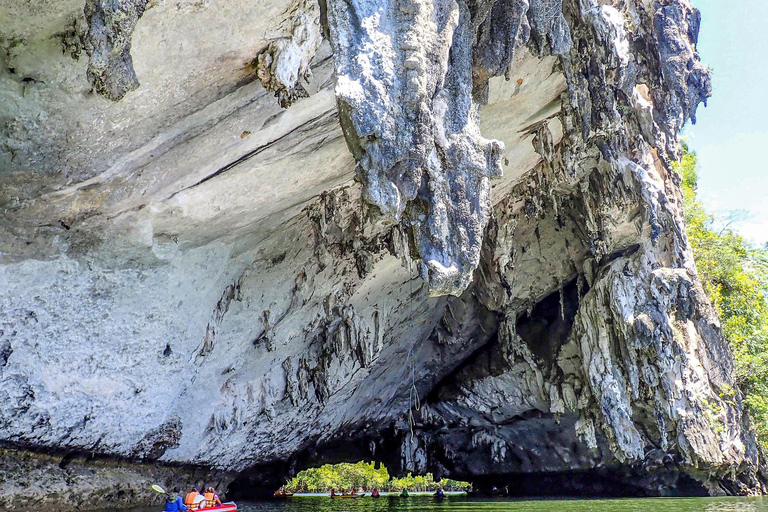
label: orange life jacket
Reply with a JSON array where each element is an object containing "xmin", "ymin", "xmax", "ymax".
[
  {"xmin": 204, "ymin": 492, "xmax": 218, "ymax": 508},
  {"xmin": 185, "ymin": 492, "xmax": 200, "ymax": 507}
]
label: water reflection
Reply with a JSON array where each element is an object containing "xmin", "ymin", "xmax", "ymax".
[
  {"xmin": 94, "ymin": 495, "xmax": 768, "ymax": 512},
  {"xmin": 703, "ymin": 500, "xmax": 759, "ymax": 512}
]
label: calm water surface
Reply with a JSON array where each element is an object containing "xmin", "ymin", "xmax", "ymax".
[{"xmin": 105, "ymin": 495, "xmax": 768, "ymax": 512}]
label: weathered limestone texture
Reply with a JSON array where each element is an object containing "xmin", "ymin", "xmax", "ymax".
[
  {"xmin": 0, "ymin": 0, "xmax": 763, "ymax": 509},
  {"xmin": 83, "ymin": 0, "xmax": 149, "ymax": 100},
  {"xmin": 0, "ymin": 447, "xmax": 232, "ymax": 510},
  {"xmin": 326, "ymin": 0, "xmax": 503, "ymax": 296},
  {"xmin": 255, "ymin": 0, "xmax": 324, "ymax": 107}
]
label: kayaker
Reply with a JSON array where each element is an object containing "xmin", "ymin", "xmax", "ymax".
[
  {"xmin": 434, "ymin": 488, "xmax": 445, "ymax": 498},
  {"xmin": 330, "ymin": 489, "xmax": 336, "ymax": 497},
  {"xmin": 165, "ymin": 487, "xmax": 189, "ymax": 512},
  {"xmin": 185, "ymin": 487, "xmax": 201, "ymax": 509},
  {"xmin": 371, "ymin": 489, "xmax": 380, "ymax": 498},
  {"xmin": 204, "ymin": 487, "xmax": 222, "ymax": 508},
  {"xmin": 400, "ymin": 489, "xmax": 409, "ymax": 497},
  {"xmin": 192, "ymin": 494, "xmax": 207, "ymax": 509}
]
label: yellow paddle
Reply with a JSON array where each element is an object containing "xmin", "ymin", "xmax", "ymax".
[{"xmin": 152, "ymin": 485, "xmax": 167, "ymax": 494}]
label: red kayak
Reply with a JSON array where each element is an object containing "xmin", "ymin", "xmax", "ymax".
[{"xmin": 193, "ymin": 503, "xmax": 237, "ymax": 512}]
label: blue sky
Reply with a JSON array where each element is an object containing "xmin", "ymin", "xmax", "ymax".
[{"xmin": 682, "ymin": 0, "xmax": 768, "ymax": 247}]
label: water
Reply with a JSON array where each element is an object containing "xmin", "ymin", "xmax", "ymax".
[{"xmin": 105, "ymin": 494, "xmax": 768, "ymax": 512}]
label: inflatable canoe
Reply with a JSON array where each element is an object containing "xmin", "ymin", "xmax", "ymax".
[{"xmin": 193, "ymin": 503, "xmax": 237, "ymax": 512}]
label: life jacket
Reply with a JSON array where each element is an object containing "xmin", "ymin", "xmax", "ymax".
[
  {"xmin": 204, "ymin": 492, "xmax": 218, "ymax": 508},
  {"xmin": 185, "ymin": 492, "xmax": 200, "ymax": 507}
]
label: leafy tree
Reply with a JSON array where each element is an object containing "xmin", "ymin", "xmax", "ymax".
[
  {"xmin": 676, "ymin": 144, "xmax": 768, "ymax": 451},
  {"xmin": 284, "ymin": 461, "xmax": 470, "ymax": 493}
]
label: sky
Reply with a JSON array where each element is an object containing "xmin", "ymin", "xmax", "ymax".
[{"xmin": 682, "ymin": 0, "xmax": 768, "ymax": 247}]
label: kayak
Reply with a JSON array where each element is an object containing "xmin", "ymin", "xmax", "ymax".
[
  {"xmin": 331, "ymin": 494, "xmax": 366, "ymax": 498},
  {"xmin": 192, "ymin": 503, "xmax": 237, "ymax": 512},
  {"xmin": 273, "ymin": 492, "xmax": 294, "ymax": 498}
]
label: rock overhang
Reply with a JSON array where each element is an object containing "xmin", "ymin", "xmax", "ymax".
[
  {"xmin": 1, "ymin": 0, "xmax": 766, "ymax": 508},
  {"xmin": 0, "ymin": 2, "xmax": 568, "ymax": 276}
]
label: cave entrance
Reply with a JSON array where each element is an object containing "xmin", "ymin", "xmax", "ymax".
[{"xmin": 228, "ymin": 460, "xmax": 471, "ymax": 498}]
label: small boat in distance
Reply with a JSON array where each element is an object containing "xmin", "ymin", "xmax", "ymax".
[
  {"xmin": 273, "ymin": 489, "xmax": 294, "ymax": 498},
  {"xmin": 330, "ymin": 491, "xmax": 366, "ymax": 498}
]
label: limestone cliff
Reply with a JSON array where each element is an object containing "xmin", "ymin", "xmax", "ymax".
[{"xmin": 0, "ymin": 0, "xmax": 764, "ymax": 509}]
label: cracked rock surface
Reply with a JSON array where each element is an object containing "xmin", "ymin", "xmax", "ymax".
[{"xmin": 0, "ymin": 0, "xmax": 763, "ymax": 509}]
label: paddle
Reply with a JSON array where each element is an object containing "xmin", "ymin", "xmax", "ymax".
[{"xmin": 152, "ymin": 484, "xmax": 167, "ymax": 494}]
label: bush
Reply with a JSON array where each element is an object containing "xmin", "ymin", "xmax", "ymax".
[
  {"xmin": 676, "ymin": 144, "xmax": 768, "ymax": 452},
  {"xmin": 283, "ymin": 461, "xmax": 471, "ymax": 493}
]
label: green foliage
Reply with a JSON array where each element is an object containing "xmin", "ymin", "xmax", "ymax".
[
  {"xmin": 676, "ymin": 144, "xmax": 768, "ymax": 451},
  {"xmin": 283, "ymin": 461, "xmax": 471, "ymax": 493}
]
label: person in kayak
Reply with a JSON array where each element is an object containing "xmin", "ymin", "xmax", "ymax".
[
  {"xmin": 434, "ymin": 488, "xmax": 445, "ymax": 498},
  {"xmin": 165, "ymin": 487, "xmax": 189, "ymax": 512},
  {"xmin": 204, "ymin": 487, "xmax": 222, "ymax": 508},
  {"xmin": 185, "ymin": 487, "xmax": 201, "ymax": 509},
  {"xmin": 400, "ymin": 489, "xmax": 409, "ymax": 497},
  {"xmin": 371, "ymin": 489, "xmax": 380, "ymax": 498}
]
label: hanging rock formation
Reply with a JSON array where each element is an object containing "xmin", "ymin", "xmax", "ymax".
[
  {"xmin": 326, "ymin": 0, "xmax": 506, "ymax": 296},
  {"xmin": 0, "ymin": 0, "xmax": 764, "ymax": 509}
]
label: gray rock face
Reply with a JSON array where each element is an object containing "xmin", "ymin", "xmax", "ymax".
[
  {"xmin": 0, "ymin": 446, "xmax": 232, "ymax": 510},
  {"xmin": 84, "ymin": 0, "xmax": 149, "ymax": 101},
  {"xmin": 0, "ymin": 0, "xmax": 764, "ymax": 509}
]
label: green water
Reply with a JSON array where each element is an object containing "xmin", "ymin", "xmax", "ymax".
[{"xmin": 107, "ymin": 495, "xmax": 768, "ymax": 512}]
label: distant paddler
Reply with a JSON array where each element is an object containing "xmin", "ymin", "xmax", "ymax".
[{"xmin": 273, "ymin": 487, "xmax": 294, "ymax": 498}]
